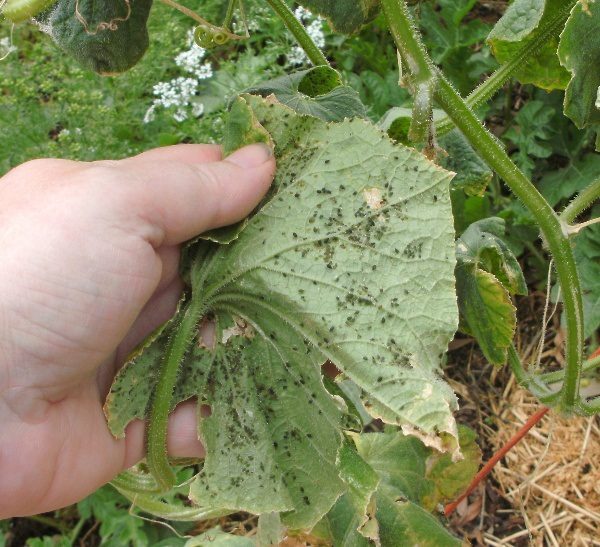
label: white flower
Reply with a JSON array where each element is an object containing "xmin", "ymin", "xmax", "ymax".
[
  {"xmin": 143, "ymin": 31, "xmax": 214, "ymax": 123},
  {"xmin": 175, "ymin": 45, "xmax": 207, "ymax": 74},
  {"xmin": 193, "ymin": 61, "xmax": 213, "ymax": 80},
  {"xmin": 173, "ymin": 108, "xmax": 188, "ymax": 122},
  {"xmin": 288, "ymin": 7, "xmax": 325, "ymax": 66}
]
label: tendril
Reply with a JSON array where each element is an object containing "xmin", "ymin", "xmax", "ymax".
[
  {"xmin": 193, "ymin": 23, "xmax": 231, "ymax": 48},
  {"xmin": 74, "ymin": 0, "xmax": 131, "ymax": 35}
]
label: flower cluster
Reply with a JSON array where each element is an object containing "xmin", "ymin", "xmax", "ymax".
[
  {"xmin": 144, "ymin": 33, "xmax": 213, "ymax": 124},
  {"xmin": 287, "ymin": 7, "xmax": 325, "ymax": 66}
]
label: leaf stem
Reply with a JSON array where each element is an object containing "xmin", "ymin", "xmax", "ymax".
[
  {"xmin": 223, "ymin": 0, "xmax": 238, "ymax": 29},
  {"xmin": 560, "ymin": 176, "xmax": 600, "ymax": 224},
  {"xmin": 381, "ymin": 0, "xmax": 436, "ymax": 144},
  {"xmin": 114, "ymin": 487, "xmax": 231, "ymax": 521},
  {"xmin": 540, "ymin": 353, "xmax": 600, "ymax": 384},
  {"xmin": 382, "ymin": 0, "xmax": 585, "ymax": 413},
  {"xmin": 263, "ymin": 0, "xmax": 329, "ymax": 66},
  {"xmin": 567, "ymin": 217, "xmax": 600, "ymax": 235},
  {"xmin": 110, "ymin": 469, "xmax": 162, "ymax": 494},
  {"xmin": 159, "ymin": 0, "xmax": 212, "ymax": 26},
  {"xmin": 146, "ymin": 296, "xmax": 204, "ymax": 491},
  {"xmin": 435, "ymin": 0, "xmax": 576, "ymax": 136}
]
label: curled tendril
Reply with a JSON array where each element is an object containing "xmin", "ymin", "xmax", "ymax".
[{"xmin": 193, "ymin": 24, "xmax": 231, "ymax": 48}]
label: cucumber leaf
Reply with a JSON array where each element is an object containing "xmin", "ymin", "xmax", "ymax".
[
  {"xmin": 243, "ymin": 66, "xmax": 367, "ymax": 122},
  {"xmin": 487, "ymin": 0, "xmax": 571, "ymax": 91},
  {"xmin": 297, "ymin": 0, "xmax": 379, "ymax": 34},
  {"xmin": 106, "ymin": 93, "xmax": 459, "ymax": 526},
  {"xmin": 456, "ymin": 218, "xmax": 527, "ymax": 365},
  {"xmin": 558, "ymin": 0, "xmax": 600, "ymax": 145},
  {"xmin": 571, "ymin": 206, "xmax": 600, "ymax": 340},
  {"xmin": 42, "ymin": 0, "xmax": 152, "ymax": 74}
]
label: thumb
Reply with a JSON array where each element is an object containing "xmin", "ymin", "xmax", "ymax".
[{"xmin": 110, "ymin": 143, "xmax": 275, "ymax": 246}]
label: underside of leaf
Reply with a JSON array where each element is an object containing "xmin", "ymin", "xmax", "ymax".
[{"xmin": 105, "ymin": 94, "xmax": 459, "ymax": 525}]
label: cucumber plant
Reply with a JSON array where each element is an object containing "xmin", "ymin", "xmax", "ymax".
[{"xmin": 3, "ymin": 0, "xmax": 600, "ymax": 544}]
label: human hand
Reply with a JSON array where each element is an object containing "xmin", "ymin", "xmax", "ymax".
[{"xmin": 0, "ymin": 143, "xmax": 275, "ymax": 518}]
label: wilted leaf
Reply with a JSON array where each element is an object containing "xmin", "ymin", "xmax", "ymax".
[
  {"xmin": 487, "ymin": 0, "xmax": 571, "ymax": 90},
  {"xmin": 298, "ymin": 0, "xmax": 379, "ymax": 34},
  {"xmin": 352, "ymin": 431, "xmax": 463, "ymax": 546},
  {"xmin": 107, "ymin": 94, "xmax": 459, "ymax": 526},
  {"xmin": 456, "ymin": 218, "xmax": 526, "ymax": 365},
  {"xmin": 423, "ymin": 425, "xmax": 481, "ymax": 510},
  {"xmin": 243, "ymin": 66, "xmax": 367, "ymax": 121},
  {"xmin": 456, "ymin": 218, "xmax": 528, "ymax": 295}
]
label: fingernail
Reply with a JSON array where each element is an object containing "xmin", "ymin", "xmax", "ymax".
[{"xmin": 227, "ymin": 142, "xmax": 273, "ymax": 168}]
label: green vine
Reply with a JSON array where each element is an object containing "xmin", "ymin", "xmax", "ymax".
[
  {"xmin": 560, "ymin": 176, "xmax": 600, "ymax": 224},
  {"xmin": 264, "ymin": 0, "xmax": 329, "ymax": 66}
]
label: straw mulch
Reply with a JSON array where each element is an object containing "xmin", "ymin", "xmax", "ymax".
[{"xmin": 483, "ymin": 377, "xmax": 600, "ymax": 546}]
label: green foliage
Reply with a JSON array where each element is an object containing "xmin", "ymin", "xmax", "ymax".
[
  {"xmin": 538, "ymin": 153, "xmax": 600, "ymax": 207},
  {"xmin": 558, "ymin": 0, "xmax": 600, "ymax": 145},
  {"xmin": 504, "ymin": 100, "xmax": 556, "ymax": 176},
  {"xmin": 487, "ymin": 0, "xmax": 570, "ymax": 90},
  {"xmin": 3, "ymin": 0, "xmax": 600, "ymax": 543},
  {"xmin": 77, "ymin": 486, "xmax": 151, "ymax": 544},
  {"xmin": 378, "ymin": 108, "xmax": 492, "ymax": 196},
  {"xmin": 418, "ymin": 0, "xmax": 493, "ymax": 93},
  {"xmin": 456, "ymin": 218, "xmax": 527, "ymax": 365}
]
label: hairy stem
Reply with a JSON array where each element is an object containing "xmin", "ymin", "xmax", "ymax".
[
  {"xmin": 223, "ymin": 0, "xmax": 238, "ymax": 29},
  {"xmin": 111, "ymin": 469, "xmax": 162, "ymax": 494},
  {"xmin": 114, "ymin": 487, "xmax": 231, "ymax": 521},
  {"xmin": 146, "ymin": 296, "xmax": 204, "ymax": 491},
  {"xmin": 435, "ymin": 0, "xmax": 576, "ymax": 136},
  {"xmin": 264, "ymin": 0, "xmax": 328, "ymax": 66},
  {"xmin": 560, "ymin": 176, "xmax": 600, "ymax": 224},
  {"xmin": 382, "ymin": 0, "xmax": 435, "ymax": 143},
  {"xmin": 382, "ymin": 0, "xmax": 585, "ymax": 412}
]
